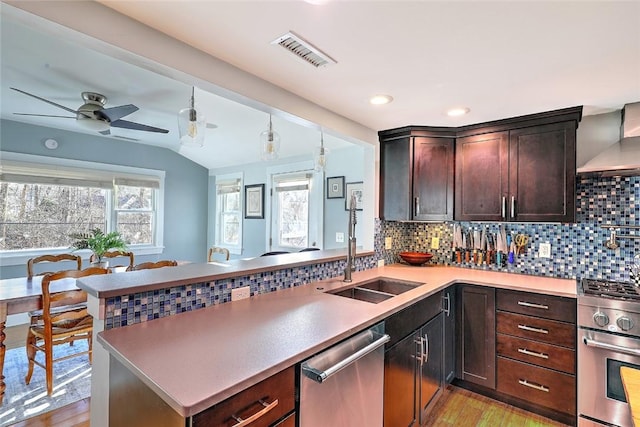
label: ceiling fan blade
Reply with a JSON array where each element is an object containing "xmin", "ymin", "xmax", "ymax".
[
  {"xmin": 10, "ymin": 87, "xmax": 79, "ymax": 115},
  {"xmin": 13, "ymin": 113, "xmax": 76, "ymax": 119},
  {"xmin": 96, "ymin": 104, "xmax": 139, "ymax": 122},
  {"xmin": 110, "ymin": 119, "xmax": 169, "ymax": 134}
]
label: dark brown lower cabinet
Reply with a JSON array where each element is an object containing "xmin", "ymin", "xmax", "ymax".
[
  {"xmin": 495, "ymin": 289, "xmax": 577, "ymax": 422},
  {"xmin": 456, "ymin": 285, "xmax": 496, "ymax": 389},
  {"xmin": 384, "ymin": 314, "xmax": 443, "ymax": 427},
  {"xmin": 109, "ymin": 356, "xmax": 296, "ymax": 427}
]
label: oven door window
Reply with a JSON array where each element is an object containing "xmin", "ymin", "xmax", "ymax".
[{"xmin": 607, "ymin": 359, "xmax": 640, "ymax": 402}]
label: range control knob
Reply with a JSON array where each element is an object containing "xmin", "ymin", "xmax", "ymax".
[
  {"xmin": 593, "ymin": 312, "xmax": 609, "ymax": 327},
  {"xmin": 617, "ymin": 316, "xmax": 634, "ymax": 331}
]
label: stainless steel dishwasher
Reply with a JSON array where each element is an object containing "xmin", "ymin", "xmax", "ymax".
[{"xmin": 299, "ymin": 322, "xmax": 390, "ymax": 427}]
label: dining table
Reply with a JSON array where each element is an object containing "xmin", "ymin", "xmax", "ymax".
[{"xmin": 0, "ymin": 275, "xmax": 81, "ymax": 405}]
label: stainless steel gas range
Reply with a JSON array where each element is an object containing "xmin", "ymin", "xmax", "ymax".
[{"xmin": 578, "ymin": 278, "xmax": 640, "ymax": 427}]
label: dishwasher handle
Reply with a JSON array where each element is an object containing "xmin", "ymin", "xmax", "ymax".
[{"xmin": 302, "ymin": 332, "xmax": 390, "ymax": 383}]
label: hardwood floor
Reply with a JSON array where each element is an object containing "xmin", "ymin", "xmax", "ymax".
[
  {"xmin": 425, "ymin": 385, "xmax": 569, "ymax": 427},
  {"xmin": 11, "ymin": 385, "xmax": 569, "ymax": 426},
  {"xmin": 10, "ymin": 398, "xmax": 90, "ymax": 427}
]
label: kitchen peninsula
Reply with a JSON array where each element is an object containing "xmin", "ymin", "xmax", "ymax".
[{"xmin": 78, "ymin": 257, "xmax": 576, "ymax": 426}]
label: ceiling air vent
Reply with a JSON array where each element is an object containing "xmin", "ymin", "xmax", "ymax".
[{"xmin": 271, "ymin": 31, "xmax": 337, "ymax": 68}]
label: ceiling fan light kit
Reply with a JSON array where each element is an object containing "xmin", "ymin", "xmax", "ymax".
[
  {"xmin": 178, "ymin": 87, "xmax": 206, "ymax": 147},
  {"xmin": 260, "ymin": 114, "xmax": 280, "ymax": 161}
]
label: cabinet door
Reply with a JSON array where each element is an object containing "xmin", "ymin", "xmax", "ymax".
[
  {"xmin": 418, "ymin": 314, "xmax": 444, "ymax": 424},
  {"xmin": 508, "ymin": 121, "xmax": 576, "ymax": 222},
  {"xmin": 457, "ymin": 285, "xmax": 496, "ymax": 389},
  {"xmin": 384, "ymin": 333, "xmax": 418, "ymax": 427},
  {"xmin": 443, "ymin": 287, "xmax": 456, "ymax": 383},
  {"xmin": 380, "ymin": 137, "xmax": 411, "ymax": 220},
  {"xmin": 413, "ymin": 137, "xmax": 454, "ymax": 221},
  {"xmin": 455, "ymin": 132, "xmax": 509, "ymax": 221}
]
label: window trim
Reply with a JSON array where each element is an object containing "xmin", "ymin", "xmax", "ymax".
[
  {"xmin": 214, "ymin": 172, "xmax": 243, "ymax": 255},
  {"xmin": 0, "ymin": 151, "xmax": 165, "ymax": 267}
]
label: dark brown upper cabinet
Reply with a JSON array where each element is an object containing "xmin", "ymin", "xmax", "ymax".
[
  {"xmin": 380, "ymin": 106, "xmax": 582, "ymax": 223},
  {"xmin": 379, "ymin": 128, "xmax": 455, "ymax": 221},
  {"xmin": 455, "ymin": 108, "xmax": 581, "ymax": 222}
]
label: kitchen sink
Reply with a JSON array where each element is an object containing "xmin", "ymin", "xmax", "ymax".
[{"xmin": 327, "ymin": 277, "xmax": 424, "ymax": 304}]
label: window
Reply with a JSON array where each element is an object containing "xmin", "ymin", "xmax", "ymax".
[
  {"xmin": 268, "ymin": 168, "xmax": 323, "ymax": 252},
  {"xmin": 274, "ymin": 174, "xmax": 311, "ymax": 249},
  {"xmin": 215, "ymin": 173, "xmax": 242, "ymax": 254},
  {"xmin": 0, "ymin": 152, "xmax": 164, "ymax": 264}
]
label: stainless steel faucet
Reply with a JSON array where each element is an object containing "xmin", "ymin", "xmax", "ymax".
[{"xmin": 344, "ymin": 194, "xmax": 357, "ymax": 282}]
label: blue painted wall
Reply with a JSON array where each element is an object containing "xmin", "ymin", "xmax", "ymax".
[
  {"xmin": 0, "ymin": 119, "xmax": 209, "ymax": 279},
  {"xmin": 209, "ymin": 145, "xmax": 366, "ymax": 258}
]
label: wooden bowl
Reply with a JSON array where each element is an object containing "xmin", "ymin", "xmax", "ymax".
[{"xmin": 399, "ymin": 251, "xmax": 433, "ymax": 266}]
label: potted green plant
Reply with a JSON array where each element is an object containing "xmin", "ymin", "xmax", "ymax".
[{"xmin": 70, "ymin": 228, "xmax": 128, "ymax": 267}]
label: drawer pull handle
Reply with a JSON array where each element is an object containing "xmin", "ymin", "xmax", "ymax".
[
  {"xmin": 518, "ymin": 348, "xmax": 549, "ymax": 359},
  {"xmin": 518, "ymin": 324, "xmax": 548, "ymax": 334},
  {"xmin": 230, "ymin": 398, "xmax": 279, "ymax": 427},
  {"xmin": 518, "ymin": 301, "xmax": 549, "ymax": 310},
  {"xmin": 518, "ymin": 379, "xmax": 549, "ymax": 393}
]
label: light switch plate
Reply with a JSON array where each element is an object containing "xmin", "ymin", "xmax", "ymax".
[
  {"xmin": 377, "ymin": 259, "xmax": 385, "ymax": 267},
  {"xmin": 385, "ymin": 237, "xmax": 393, "ymax": 249},
  {"xmin": 431, "ymin": 237, "xmax": 440, "ymax": 250},
  {"xmin": 539, "ymin": 243, "xmax": 551, "ymax": 258},
  {"xmin": 336, "ymin": 232, "xmax": 345, "ymax": 243}
]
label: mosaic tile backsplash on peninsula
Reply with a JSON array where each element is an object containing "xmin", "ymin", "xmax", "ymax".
[
  {"xmin": 382, "ymin": 176, "xmax": 640, "ymax": 282},
  {"xmin": 104, "ymin": 254, "xmax": 379, "ymax": 329}
]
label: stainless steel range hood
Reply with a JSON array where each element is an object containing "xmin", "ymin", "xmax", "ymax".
[{"xmin": 577, "ymin": 102, "xmax": 640, "ymax": 177}]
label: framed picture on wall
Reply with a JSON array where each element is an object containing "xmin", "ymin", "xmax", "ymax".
[
  {"xmin": 345, "ymin": 181, "xmax": 364, "ymax": 211},
  {"xmin": 244, "ymin": 184, "xmax": 265, "ymax": 219},
  {"xmin": 326, "ymin": 176, "xmax": 345, "ymax": 199}
]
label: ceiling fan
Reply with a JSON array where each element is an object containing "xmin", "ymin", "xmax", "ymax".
[{"xmin": 10, "ymin": 87, "xmax": 169, "ymax": 135}]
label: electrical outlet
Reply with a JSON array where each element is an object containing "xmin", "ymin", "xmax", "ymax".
[
  {"xmin": 385, "ymin": 237, "xmax": 393, "ymax": 249},
  {"xmin": 431, "ymin": 237, "xmax": 440, "ymax": 250},
  {"xmin": 231, "ymin": 286, "xmax": 251, "ymax": 301},
  {"xmin": 377, "ymin": 259, "xmax": 385, "ymax": 267},
  {"xmin": 539, "ymin": 243, "xmax": 552, "ymax": 258},
  {"xmin": 336, "ymin": 232, "xmax": 345, "ymax": 243}
]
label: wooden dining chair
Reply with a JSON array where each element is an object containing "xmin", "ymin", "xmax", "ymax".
[
  {"xmin": 27, "ymin": 254, "xmax": 82, "ymax": 279},
  {"xmin": 127, "ymin": 260, "xmax": 178, "ymax": 271},
  {"xmin": 208, "ymin": 246, "xmax": 230, "ymax": 262},
  {"xmin": 89, "ymin": 250, "xmax": 135, "ymax": 270},
  {"xmin": 25, "ymin": 267, "xmax": 109, "ymax": 395}
]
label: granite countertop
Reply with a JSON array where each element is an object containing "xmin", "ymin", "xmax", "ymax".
[
  {"xmin": 97, "ymin": 264, "xmax": 576, "ymax": 418},
  {"xmin": 77, "ymin": 248, "xmax": 372, "ymax": 298}
]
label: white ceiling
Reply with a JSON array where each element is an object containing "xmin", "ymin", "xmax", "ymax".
[{"xmin": 2, "ymin": 1, "xmax": 640, "ymax": 170}]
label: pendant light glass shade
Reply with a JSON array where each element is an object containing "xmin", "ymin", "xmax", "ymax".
[
  {"xmin": 314, "ymin": 131, "xmax": 328, "ymax": 172},
  {"xmin": 178, "ymin": 87, "xmax": 206, "ymax": 147},
  {"xmin": 260, "ymin": 114, "xmax": 280, "ymax": 160}
]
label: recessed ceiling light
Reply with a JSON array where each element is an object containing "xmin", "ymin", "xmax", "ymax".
[
  {"xmin": 370, "ymin": 95, "xmax": 393, "ymax": 105},
  {"xmin": 447, "ymin": 107, "xmax": 470, "ymax": 117}
]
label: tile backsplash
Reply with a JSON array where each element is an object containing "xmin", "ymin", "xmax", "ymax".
[{"xmin": 381, "ymin": 176, "xmax": 640, "ymax": 281}]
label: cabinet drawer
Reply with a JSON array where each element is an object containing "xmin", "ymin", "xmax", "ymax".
[
  {"xmin": 496, "ymin": 311, "xmax": 575, "ymax": 348},
  {"xmin": 496, "ymin": 289, "xmax": 576, "ymax": 323},
  {"xmin": 496, "ymin": 333, "xmax": 575, "ymax": 374},
  {"xmin": 193, "ymin": 366, "xmax": 295, "ymax": 427},
  {"xmin": 497, "ymin": 357, "xmax": 575, "ymax": 416}
]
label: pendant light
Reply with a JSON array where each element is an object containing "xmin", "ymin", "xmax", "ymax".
[
  {"xmin": 178, "ymin": 87, "xmax": 206, "ymax": 147},
  {"xmin": 260, "ymin": 114, "xmax": 280, "ymax": 160},
  {"xmin": 314, "ymin": 131, "xmax": 327, "ymax": 172}
]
